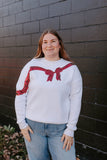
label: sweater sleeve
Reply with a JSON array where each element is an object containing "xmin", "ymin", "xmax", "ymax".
[
  {"xmin": 15, "ymin": 63, "xmax": 30, "ymax": 129},
  {"xmin": 64, "ymin": 65, "xmax": 83, "ymax": 137}
]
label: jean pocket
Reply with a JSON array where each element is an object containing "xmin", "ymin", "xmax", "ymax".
[
  {"xmin": 49, "ymin": 124, "xmax": 67, "ymax": 137},
  {"xmin": 25, "ymin": 118, "xmax": 36, "ymax": 131},
  {"xmin": 26, "ymin": 119, "xmax": 44, "ymax": 135}
]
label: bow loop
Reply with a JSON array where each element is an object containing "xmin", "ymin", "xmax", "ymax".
[{"xmin": 45, "ymin": 69, "xmax": 54, "ymax": 81}]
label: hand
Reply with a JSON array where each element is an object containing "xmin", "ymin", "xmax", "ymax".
[
  {"xmin": 21, "ymin": 125, "xmax": 33, "ymax": 142},
  {"xmin": 61, "ymin": 134, "xmax": 73, "ymax": 152}
]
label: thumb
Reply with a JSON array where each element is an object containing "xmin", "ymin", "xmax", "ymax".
[
  {"xmin": 28, "ymin": 126, "xmax": 33, "ymax": 134},
  {"xmin": 61, "ymin": 134, "xmax": 65, "ymax": 142}
]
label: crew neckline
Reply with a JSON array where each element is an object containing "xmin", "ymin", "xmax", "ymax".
[{"xmin": 41, "ymin": 57, "xmax": 63, "ymax": 63}]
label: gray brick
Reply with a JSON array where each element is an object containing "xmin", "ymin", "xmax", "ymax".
[
  {"xmin": 0, "ymin": 47, "xmax": 10, "ymax": 57},
  {"xmin": 40, "ymin": 0, "xmax": 59, "ymax": 6},
  {"xmin": 0, "ymin": 6, "xmax": 8, "ymax": 18},
  {"xmin": 72, "ymin": 0, "xmax": 107, "ymax": 12},
  {"xmin": 2, "ymin": 0, "xmax": 16, "ymax": 5},
  {"xmin": 49, "ymin": 1, "xmax": 71, "ymax": 17},
  {"xmin": 96, "ymin": 120, "xmax": 107, "ymax": 137},
  {"xmin": 0, "ymin": 47, "xmax": 23, "ymax": 57},
  {"xmin": 23, "ymin": 46, "xmax": 36, "ymax": 57},
  {"xmin": 83, "ymin": 88, "xmax": 96, "ymax": 103},
  {"xmin": 97, "ymin": 57, "xmax": 107, "ymax": 73},
  {"xmin": 96, "ymin": 89, "xmax": 107, "ymax": 105},
  {"xmin": 3, "ymin": 36, "xmax": 16, "ymax": 47},
  {"xmin": 82, "ymin": 104, "xmax": 107, "ymax": 121},
  {"xmin": 32, "ymin": 33, "xmax": 41, "ymax": 45},
  {"xmin": 96, "ymin": 73, "xmax": 107, "ymax": 89},
  {"xmin": 31, "ymin": 6, "xmax": 48, "ymax": 21},
  {"xmin": 85, "ymin": 41, "xmax": 107, "ymax": 57},
  {"xmin": 0, "ymin": 104, "xmax": 15, "ymax": 118},
  {"xmin": 16, "ymin": 35, "xmax": 31, "ymax": 46},
  {"xmin": 65, "ymin": 43, "xmax": 85, "ymax": 57},
  {"xmin": 66, "ymin": 41, "xmax": 107, "ymax": 58},
  {"xmin": 0, "ymin": 27, "xmax": 9, "ymax": 37},
  {"xmin": 0, "ymin": 25, "xmax": 22, "ymax": 37},
  {"xmin": 9, "ymin": 1, "xmax": 22, "ymax": 15},
  {"xmin": 102, "ymin": 0, "xmax": 107, "ymax": 6},
  {"xmin": 79, "ymin": 116, "xmax": 107, "ymax": 137},
  {"xmin": 0, "ymin": 96, "xmax": 14, "ymax": 107},
  {"xmin": 99, "ymin": 24, "xmax": 107, "ymax": 40},
  {"xmin": 10, "ymin": 47, "xmax": 24, "ymax": 57},
  {"xmin": 8, "ymin": 24, "xmax": 23, "ymax": 36},
  {"xmin": 40, "ymin": 17, "xmax": 59, "ymax": 32},
  {"xmin": 0, "ymin": 18, "xmax": 2, "ymax": 28},
  {"xmin": 85, "ymin": 7, "xmax": 107, "ymax": 25},
  {"xmin": 24, "ymin": 21, "xmax": 39, "ymax": 34},
  {"xmin": 58, "ymin": 30, "xmax": 72, "ymax": 43},
  {"xmin": 73, "ymin": 57, "xmax": 97, "ymax": 72},
  {"xmin": 60, "ymin": 12, "xmax": 84, "ymax": 29},
  {"xmin": 23, "ymin": 0, "xmax": 39, "ymax": 10},
  {"xmin": 97, "ymin": 0, "xmax": 107, "ymax": 7},
  {"xmin": 72, "ymin": 24, "xmax": 107, "ymax": 42},
  {"xmin": 78, "ymin": 116, "xmax": 96, "ymax": 134},
  {"xmin": 0, "ymin": 38, "xmax": 4, "ymax": 47},
  {"xmin": 32, "ymin": 46, "xmax": 37, "ymax": 57},
  {"xmin": 72, "ymin": 0, "xmax": 94, "ymax": 12},
  {"xmin": 0, "ymin": 0, "xmax": 2, "ymax": 7},
  {"xmin": 82, "ymin": 73, "xmax": 98, "ymax": 89},
  {"xmin": 76, "ymin": 129, "xmax": 107, "ymax": 153},
  {"xmin": 3, "ymin": 15, "xmax": 15, "ymax": 27},
  {"xmin": 16, "ymin": 10, "xmax": 30, "ymax": 24}
]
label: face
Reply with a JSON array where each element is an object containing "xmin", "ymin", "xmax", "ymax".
[{"xmin": 42, "ymin": 33, "xmax": 61, "ymax": 59}]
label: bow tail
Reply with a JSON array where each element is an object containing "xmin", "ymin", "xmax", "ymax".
[
  {"xmin": 56, "ymin": 73, "xmax": 61, "ymax": 80},
  {"xmin": 47, "ymin": 73, "xmax": 54, "ymax": 81}
]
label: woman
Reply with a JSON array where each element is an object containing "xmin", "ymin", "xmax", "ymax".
[{"xmin": 15, "ymin": 29, "xmax": 82, "ymax": 160}]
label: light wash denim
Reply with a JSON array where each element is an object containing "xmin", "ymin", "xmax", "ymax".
[{"xmin": 24, "ymin": 118, "xmax": 76, "ymax": 160}]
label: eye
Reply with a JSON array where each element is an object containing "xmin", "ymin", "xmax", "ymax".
[
  {"xmin": 52, "ymin": 40, "xmax": 56, "ymax": 42},
  {"xmin": 43, "ymin": 41, "xmax": 47, "ymax": 44}
]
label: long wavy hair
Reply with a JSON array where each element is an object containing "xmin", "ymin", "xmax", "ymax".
[{"xmin": 34, "ymin": 29, "xmax": 73, "ymax": 62}]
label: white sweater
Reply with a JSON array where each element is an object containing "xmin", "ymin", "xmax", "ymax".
[{"xmin": 15, "ymin": 57, "xmax": 82, "ymax": 137}]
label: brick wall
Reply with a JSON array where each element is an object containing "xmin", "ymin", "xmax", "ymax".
[{"xmin": 0, "ymin": 0, "xmax": 107, "ymax": 159}]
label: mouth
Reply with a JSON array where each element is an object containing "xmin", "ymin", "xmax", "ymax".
[{"xmin": 46, "ymin": 48, "xmax": 54, "ymax": 50}]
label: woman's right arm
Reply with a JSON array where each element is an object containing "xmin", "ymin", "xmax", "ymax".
[
  {"xmin": 15, "ymin": 64, "xmax": 29, "ymax": 129},
  {"xmin": 15, "ymin": 63, "xmax": 33, "ymax": 141}
]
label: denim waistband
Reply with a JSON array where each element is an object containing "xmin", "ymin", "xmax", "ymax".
[{"xmin": 26, "ymin": 118, "xmax": 67, "ymax": 137}]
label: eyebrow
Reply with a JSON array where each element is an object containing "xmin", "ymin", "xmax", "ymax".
[{"xmin": 43, "ymin": 38, "xmax": 57, "ymax": 41}]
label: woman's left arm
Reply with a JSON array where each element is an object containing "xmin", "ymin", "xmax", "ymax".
[{"xmin": 62, "ymin": 65, "xmax": 83, "ymax": 151}]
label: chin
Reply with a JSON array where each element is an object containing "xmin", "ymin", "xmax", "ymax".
[{"xmin": 45, "ymin": 52, "xmax": 55, "ymax": 56}]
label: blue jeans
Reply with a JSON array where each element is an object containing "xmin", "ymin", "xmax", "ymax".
[{"xmin": 24, "ymin": 119, "xmax": 76, "ymax": 160}]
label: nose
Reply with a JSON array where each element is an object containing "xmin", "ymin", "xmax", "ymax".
[{"xmin": 47, "ymin": 42, "xmax": 52, "ymax": 47}]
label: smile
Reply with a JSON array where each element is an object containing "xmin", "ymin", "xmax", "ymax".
[{"xmin": 46, "ymin": 48, "xmax": 54, "ymax": 51}]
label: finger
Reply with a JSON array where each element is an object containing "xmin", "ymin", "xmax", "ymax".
[
  {"xmin": 70, "ymin": 138, "xmax": 73, "ymax": 146},
  {"xmin": 28, "ymin": 127, "xmax": 33, "ymax": 134},
  {"xmin": 24, "ymin": 132, "xmax": 31, "ymax": 142},
  {"xmin": 22, "ymin": 129, "xmax": 31, "ymax": 142},
  {"xmin": 68, "ymin": 138, "xmax": 73, "ymax": 150},
  {"xmin": 71, "ymin": 141, "xmax": 73, "ymax": 146},
  {"xmin": 63, "ymin": 138, "xmax": 68, "ymax": 149},
  {"xmin": 61, "ymin": 134, "xmax": 65, "ymax": 142},
  {"xmin": 68, "ymin": 142, "xmax": 72, "ymax": 150},
  {"xmin": 66, "ymin": 142, "xmax": 70, "ymax": 152},
  {"xmin": 25, "ymin": 136, "xmax": 30, "ymax": 142},
  {"xmin": 67, "ymin": 141, "xmax": 72, "ymax": 151}
]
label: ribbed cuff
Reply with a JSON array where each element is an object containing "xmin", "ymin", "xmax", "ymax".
[
  {"xmin": 18, "ymin": 120, "xmax": 28, "ymax": 129},
  {"xmin": 64, "ymin": 128, "xmax": 74, "ymax": 137}
]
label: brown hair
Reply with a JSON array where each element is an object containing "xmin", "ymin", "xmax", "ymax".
[{"xmin": 34, "ymin": 29, "xmax": 73, "ymax": 62}]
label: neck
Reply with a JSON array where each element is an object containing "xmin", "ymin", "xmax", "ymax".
[{"xmin": 44, "ymin": 56, "xmax": 60, "ymax": 61}]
